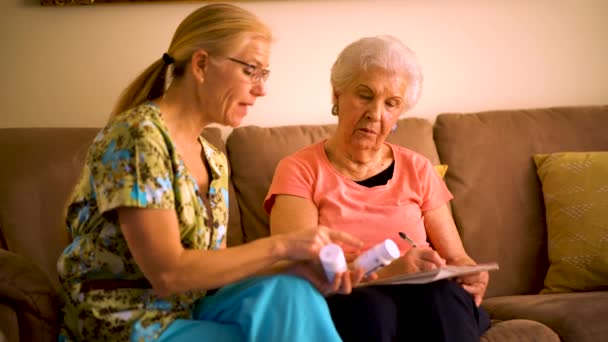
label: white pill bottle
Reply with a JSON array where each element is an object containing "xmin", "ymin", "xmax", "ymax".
[
  {"xmin": 354, "ymin": 239, "xmax": 400, "ymax": 277},
  {"xmin": 319, "ymin": 243, "xmax": 348, "ymax": 282}
]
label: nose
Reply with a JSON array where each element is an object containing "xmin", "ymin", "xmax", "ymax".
[
  {"xmin": 366, "ymin": 101, "xmax": 383, "ymax": 121},
  {"xmin": 251, "ymin": 79, "xmax": 267, "ymax": 97}
]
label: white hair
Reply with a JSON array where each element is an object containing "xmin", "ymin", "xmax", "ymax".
[{"xmin": 330, "ymin": 35, "xmax": 423, "ymax": 111}]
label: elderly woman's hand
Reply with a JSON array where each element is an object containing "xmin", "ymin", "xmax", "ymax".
[
  {"xmin": 400, "ymin": 247, "xmax": 446, "ymax": 273},
  {"xmin": 456, "ymin": 270, "xmax": 489, "ymax": 307},
  {"xmin": 376, "ymin": 247, "xmax": 446, "ymax": 279}
]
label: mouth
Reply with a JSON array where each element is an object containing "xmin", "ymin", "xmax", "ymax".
[
  {"xmin": 357, "ymin": 127, "xmax": 377, "ymax": 135},
  {"xmin": 236, "ymin": 103, "xmax": 253, "ymax": 115}
]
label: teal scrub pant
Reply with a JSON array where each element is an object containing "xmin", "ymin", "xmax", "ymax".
[{"xmin": 153, "ymin": 275, "xmax": 342, "ymax": 342}]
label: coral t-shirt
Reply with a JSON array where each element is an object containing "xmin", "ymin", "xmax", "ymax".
[{"xmin": 264, "ymin": 141, "xmax": 453, "ymax": 254}]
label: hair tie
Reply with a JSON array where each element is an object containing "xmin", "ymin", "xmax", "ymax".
[{"xmin": 162, "ymin": 53, "xmax": 175, "ymax": 65}]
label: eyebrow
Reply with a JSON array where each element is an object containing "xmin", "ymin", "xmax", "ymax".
[
  {"xmin": 255, "ymin": 61, "xmax": 270, "ymax": 69},
  {"xmin": 355, "ymin": 85, "xmax": 372, "ymax": 92},
  {"xmin": 242, "ymin": 57, "xmax": 268, "ymax": 69},
  {"xmin": 355, "ymin": 85, "xmax": 403, "ymax": 99}
]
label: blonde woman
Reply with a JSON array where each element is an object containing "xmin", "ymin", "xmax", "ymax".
[{"xmin": 56, "ymin": 4, "xmax": 362, "ymax": 341}]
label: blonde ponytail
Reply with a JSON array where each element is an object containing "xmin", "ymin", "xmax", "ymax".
[
  {"xmin": 111, "ymin": 59, "xmax": 169, "ymax": 116},
  {"xmin": 110, "ymin": 3, "xmax": 272, "ymax": 117}
]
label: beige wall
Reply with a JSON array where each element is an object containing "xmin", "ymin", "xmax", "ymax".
[{"xmin": 1, "ymin": 0, "xmax": 607, "ymax": 129}]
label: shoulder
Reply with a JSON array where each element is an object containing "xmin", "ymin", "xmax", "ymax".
[
  {"xmin": 389, "ymin": 143, "xmax": 432, "ymax": 166},
  {"xmin": 92, "ymin": 103, "xmax": 170, "ymax": 154},
  {"xmin": 272, "ymin": 142, "xmax": 326, "ymax": 183},
  {"xmin": 112, "ymin": 103, "xmax": 167, "ymax": 139},
  {"xmin": 281, "ymin": 141, "xmax": 325, "ymax": 166}
]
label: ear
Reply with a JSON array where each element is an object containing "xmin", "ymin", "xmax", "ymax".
[
  {"xmin": 332, "ymin": 90, "xmax": 340, "ymax": 105},
  {"xmin": 190, "ymin": 49, "xmax": 209, "ymax": 83}
]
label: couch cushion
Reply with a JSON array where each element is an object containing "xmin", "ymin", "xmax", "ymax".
[
  {"xmin": 433, "ymin": 105, "xmax": 608, "ymax": 297},
  {"xmin": 226, "ymin": 117, "xmax": 440, "ymax": 242},
  {"xmin": 481, "ymin": 319, "xmax": 559, "ymax": 342},
  {"xmin": 0, "ymin": 303, "xmax": 18, "ymax": 342},
  {"xmin": 534, "ymin": 151, "xmax": 608, "ymax": 294},
  {"xmin": 0, "ymin": 248, "xmax": 60, "ymax": 341},
  {"xmin": 0, "ymin": 127, "xmax": 228, "ymax": 285},
  {"xmin": 482, "ymin": 291, "xmax": 608, "ymax": 342},
  {"xmin": 0, "ymin": 128, "xmax": 98, "ymax": 284}
]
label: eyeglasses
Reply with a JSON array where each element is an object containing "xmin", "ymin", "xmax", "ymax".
[{"xmin": 226, "ymin": 57, "xmax": 270, "ymax": 83}]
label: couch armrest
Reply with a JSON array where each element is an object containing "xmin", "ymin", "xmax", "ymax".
[{"xmin": 0, "ymin": 248, "xmax": 60, "ymax": 341}]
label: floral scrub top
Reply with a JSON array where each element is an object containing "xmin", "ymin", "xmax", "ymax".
[{"xmin": 57, "ymin": 103, "xmax": 229, "ymax": 341}]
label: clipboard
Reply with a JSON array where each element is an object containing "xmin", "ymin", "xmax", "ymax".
[{"xmin": 358, "ymin": 262, "xmax": 499, "ymax": 287}]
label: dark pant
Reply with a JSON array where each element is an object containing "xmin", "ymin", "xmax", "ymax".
[{"xmin": 326, "ymin": 280, "xmax": 491, "ymax": 342}]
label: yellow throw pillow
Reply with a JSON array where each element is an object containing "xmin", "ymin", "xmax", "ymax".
[
  {"xmin": 534, "ymin": 151, "xmax": 608, "ymax": 294},
  {"xmin": 434, "ymin": 164, "xmax": 448, "ymax": 178}
]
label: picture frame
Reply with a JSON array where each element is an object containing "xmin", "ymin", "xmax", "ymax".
[{"xmin": 41, "ymin": 0, "xmax": 216, "ymax": 5}]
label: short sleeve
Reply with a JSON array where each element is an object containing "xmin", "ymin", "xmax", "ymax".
[
  {"xmin": 89, "ymin": 120, "xmax": 176, "ymax": 214},
  {"xmin": 418, "ymin": 157, "xmax": 453, "ymax": 212},
  {"xmin": 263, "ymin": 156, "xmax": 315, "ymax": 214}
]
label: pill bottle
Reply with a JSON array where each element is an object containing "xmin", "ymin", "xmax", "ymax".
[
  {"xmin": 354, "ymin": 239, "xmax": 400, "ymax": 277},
  {"xmin": 320, "ymin": 243, "xmax": 347, "ymax": 282}
]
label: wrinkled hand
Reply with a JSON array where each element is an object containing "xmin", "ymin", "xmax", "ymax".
[
  {"xmin": 456, "ymin": 270, "xmax": 489, "ymax": 307},
  {"xmin": 380, "ymin": 247, "xmax": 446, "ymax": 278},
  {"xmin": 287, "ymin": 260, "xmax": 372, "ymax": 296},
  {"xmin": 280, "ymin": 225, "xmax": 363, "ymax": 261}
]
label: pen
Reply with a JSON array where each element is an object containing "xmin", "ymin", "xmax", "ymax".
[{"xmin": 398, "ymin": 232, "xmax": 417, "ymax": 248}]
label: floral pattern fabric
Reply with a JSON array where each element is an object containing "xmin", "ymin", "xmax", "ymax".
[{"xmin": 57, "ymin": 103, "xmax": 229, "ymax": 341}]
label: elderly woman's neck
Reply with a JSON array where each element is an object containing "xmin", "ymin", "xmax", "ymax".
[{"xmin": 324, "ymin": 137, "xmax": 391, "ymax": 180}]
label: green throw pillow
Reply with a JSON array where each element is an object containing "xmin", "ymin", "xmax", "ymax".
[
  {"xmin": 434, "ymin": 164, "xmax": 448, "ymax": 178},
  {"xmin": 534, "ymin": 151, "xmax": 608, "ymax": 294}
]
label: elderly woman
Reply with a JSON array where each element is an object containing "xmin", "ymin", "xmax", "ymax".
[
  {"xmin": 56, "ymin": 4, "xmax": 363, "ymax": 342},
  {"xmin": 265, "ymin": 35, "xmax": 491, "ymax": 342}
]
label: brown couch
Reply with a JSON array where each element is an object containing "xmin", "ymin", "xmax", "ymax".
[{"xmin": 1, "ymin": 105, "xmax": 607, "ymax": 341}]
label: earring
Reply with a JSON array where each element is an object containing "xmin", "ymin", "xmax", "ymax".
[
  {"xmin": 391, "ymin": 123, "xmax": 398, "ymax": 133},
  {"xmin": 331, "ymin": 104, "xmax": 339, "ymax": 116}
]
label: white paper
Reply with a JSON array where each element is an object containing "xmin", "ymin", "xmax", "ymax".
[{"xmin": 358, "ymin": 262, "xmax": 499, "ymax": 286}]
